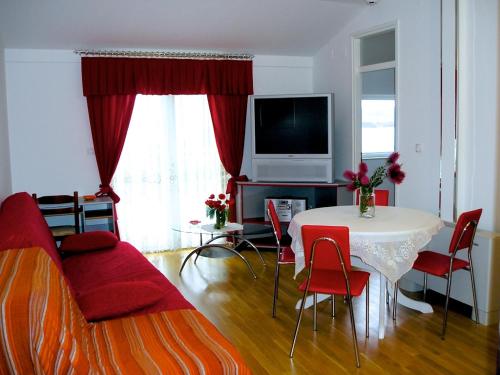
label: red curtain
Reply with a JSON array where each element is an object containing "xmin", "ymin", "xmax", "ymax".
[
  {"xmin": 86, "ymin": 94, "xmax": 136, "ymax": 202},
  {"xmin": 82, "ymin": 57, "xmax": 253, "ymax": 96},
  {"xmin": 82, "ymin": 57, "xmax": 253, "ymax": 225},
  {"xmin": 207, "ymin": 95, "xmax": 249, "ymax": 221}
]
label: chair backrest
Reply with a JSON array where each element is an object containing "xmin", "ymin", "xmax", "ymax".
[
  {"xmin": 267, "ymin": 200, "xmax": 282, "ymax": 241},
  {"xmin": 301, "ymin": 225, "xmax": 351, "ymax": 272},
  {"xmin": 32, "ymin": 191, "xmax": 81, "ymax": 235},
  {"xmin": 355, "ymin": 189, "xmax": 390, "ymax": 206},
  {"xmin": 448, "ymin": 208, "xmax": 482, "ymax": 254}
]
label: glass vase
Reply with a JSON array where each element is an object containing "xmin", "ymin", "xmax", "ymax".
[
  {"xmin": 214, "ymin": 209, "xmax": 227, "ymax": 229},
  {"xmin": 359, "ymin": 189, "xmax": 375, "ymax": 218}
]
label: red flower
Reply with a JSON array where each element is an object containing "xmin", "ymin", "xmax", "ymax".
[
  {"xmin": 225, "ymin": 200, "xmax": 230, "ymax": 204},
  {"xmin": 221, "ymin": 204, "xmax": 226, "ymax": 210},
  {"xmin": 209, "ymin": 194, "xmax": 215, "ymax": 199},
  {"xmin": 387, "ymin": 152, "xmax": 400, "ymax": 164},
  {"xmin": 388, "ymin": 163, "xmax": 406, "ymax": 184},
  {"xmin": 360, "ymin": 175, "xmax": 370, "ymax": 186},
  {"xmin": 343, "ymin": 170, "xmax": 357, "ymax": 181},
  {"xmin": 358, "ymin": 162, "xmax": 368, "ymax": 176},
  {"xmin": 346, "ymin": 182, "xmax": 357, "ymax": 191},
  {"xmin": 218, "ymin": 193, "xmax": 225, "ymax": 200}
]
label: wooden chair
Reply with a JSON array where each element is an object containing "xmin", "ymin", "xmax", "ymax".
[
  {"xmin": 267, "ymin": 200, "xmax": 295, "ymax": 317},
  {"xmin": 290, "ymin": 225, "xmax": 370, "ymax": 368},
  {"xmin": 33, "ymin": 192, "xmax": 82, "ymax": 242},
  {"xmin": 355, "ymin": 188, "xmax": 390, "ymax": 206},
  {"xmin": 404, "ymin": 208, "xmax": 482, "ymax": 338}
]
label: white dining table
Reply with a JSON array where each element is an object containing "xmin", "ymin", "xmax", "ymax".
[{"xmin": 287, "ymin": 205, "xmax": 444, "ymax": 339}]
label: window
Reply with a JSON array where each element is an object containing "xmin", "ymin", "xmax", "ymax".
[
  {"xmin": 113, "ymin": 95, "xmax": 228, "ymax": 252},
  {"xmin": 361, "ymin": 98, "xmax": 395, "ymax": 157},
  {"xmin": 359, "ymin": 38, "xmax": 396, "ymax": 158}
]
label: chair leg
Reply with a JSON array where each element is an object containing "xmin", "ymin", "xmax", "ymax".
[
  {"xmin": 347, "ymin": 296, "xmax": 361, "ymax": 368},
  {"xmin": 423, "ymin": 273, "xmax": 428, "ymax": 301},
  {"xmin": 331, "ymin": 294, "xmax": 335, "ymax": 318},
  {"xmin": 442, "ymin": 273, "xmax": 454, "ymax": 339},
  {"xmin": 366, "ymin": 280, "xmax": 369, "ymax": 338},
  {"xmin": 290, "ymin": 287, "xmax": 309, "ymax": 357},
  {"xmin": 272, "ymin": 263, "xmax": 280, "ymax": 318},
  {"xmin": 313, "ymin": 293, "xmax": 318, "ymax": 331},
  {"xmin": 392, "ymin": 281, "xmax": 398, "ymax": 322},
  {"xmin": 468, "ymin": 253, "xmax": 480, "ymax": 324}
]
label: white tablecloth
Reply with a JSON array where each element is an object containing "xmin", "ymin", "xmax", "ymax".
[{"xmin": 288, "ymin": 206, "xmax": 444, "ymax": 283}]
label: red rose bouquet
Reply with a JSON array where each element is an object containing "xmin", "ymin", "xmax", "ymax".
[{"xmin": 205, "ymin": 193, "xmax": 229, "ymax": 229}]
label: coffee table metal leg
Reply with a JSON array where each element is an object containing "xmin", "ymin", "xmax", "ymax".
[
  {"xmin": 193, "ymin": 247, "xmax": 203, "ymax": 264},
  {"xmin": 179, "ymin": 244, "xmax": 257, "ymax": 279},
  {"xmin": 205, "ymin": 234, "xmax": 266, "ymax": 266},
  {"xmin": 238, "ymin": 239, "xmax": 266, "ymax": 266}
]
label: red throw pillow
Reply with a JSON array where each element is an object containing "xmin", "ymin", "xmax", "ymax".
[
  {"xmin": 78, "ymin": 281, "xmax": 163, "ymax": 321},
  {"xmin": 60, "ymin": 231, "xmax": 118, "ymax": 252}
]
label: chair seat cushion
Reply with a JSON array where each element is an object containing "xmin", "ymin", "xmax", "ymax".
[
  {"xmin": 60, "ymin": 231, "xmax": 119, "ymax": 252},
  {"xmin": 412, "ymin": 250, "xmax": 469, "ymax": 276},
  {"xmin": 279, "ymin": 246, "xmax": 295, "ymax": 264},
  {"xmin": 299, "ymin": 269, "xmax": 370, "ymax": 297},
  {"xmin": 78, "ymin": 281, "xmax": 163, "ymax": 321}
]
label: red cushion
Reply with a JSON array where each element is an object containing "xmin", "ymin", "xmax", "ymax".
[
  {"xmin": 279, "ymin": 246, "xmax": 295, "ymax": 264},
  {"xmin": 412, "ymin": 250, "xmax": 469, "ymax": 277},
  {"xmin": 63, "ymin": 241, "xmax": 193, "ymax": 320},
  {"xmin": 0, "ymin": 192, "xmax": 62, "ymax": 270},
  {"xmin": 78, "ymin": 281, "xmax": 163, "ymax": 321},
  {"xmin": 299, "ymin": 269, "xmax": 370, "ymax": 297},
  {"xmin": 60, "ymin": 231, "xmax": 118, "ymax": 252}
]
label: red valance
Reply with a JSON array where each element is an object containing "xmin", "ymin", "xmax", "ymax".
[{"xmin": 82, "ymin": 57, "xmax": 253, "ymax": 96}]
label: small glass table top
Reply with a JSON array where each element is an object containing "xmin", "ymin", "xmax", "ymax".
[{"xmin": 172, "ymin": 222, "xmax": 273, "ymax": 240}]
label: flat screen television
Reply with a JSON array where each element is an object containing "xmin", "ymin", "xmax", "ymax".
[{"xmin": 252, "ymin": 94, "xmax": 333, "ymax": 159}]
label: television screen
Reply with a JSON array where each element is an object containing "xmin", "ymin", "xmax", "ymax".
[{"xmin": 254, "ymin": 96, "xmax": 329, "ymax": 155}]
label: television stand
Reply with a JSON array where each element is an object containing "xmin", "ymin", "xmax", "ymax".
[{"xmin": 235, "ymin": 181, "xmax": 349, "ymax": 226}]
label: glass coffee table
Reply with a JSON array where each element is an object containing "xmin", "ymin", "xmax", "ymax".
[{"xmin": 174, "ymin": 222, "xmax": 271, "ymax": 279}]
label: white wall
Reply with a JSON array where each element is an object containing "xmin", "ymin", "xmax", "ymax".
[
  {"xmin": 5, "ymin": 49, "xmax": 99, "ymax": 196},
  {"xmin": 456, "ymin": 0, "xmax": 499, "ymax": 233},
  {"xmin": 235, "ymin": 55, "xmax": 313, "ymax": 177},
  {"xmin": 4, "ymin": 50, "xmax": 313, "ymax": 194},
  {"xmin": 313, "ymin": 0, "xmax": 442, "ymax": 216},
  {"xmin": 0, "ymin": 46, "xmax": 12, "ymax": 201}
]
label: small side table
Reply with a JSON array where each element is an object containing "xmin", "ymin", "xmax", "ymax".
[{"xmin": 176, "ymin": 222, "xmax": 267, "ymax": 279}]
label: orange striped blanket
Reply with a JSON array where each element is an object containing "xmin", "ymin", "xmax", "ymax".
[{"xmin": 0, "ymin": 247, "xmax": 251, "ymax": 374}]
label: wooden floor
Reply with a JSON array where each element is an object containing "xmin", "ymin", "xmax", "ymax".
[{"xmin": 146, "ymin": 249, "xmax": 499, "ymax": 374}]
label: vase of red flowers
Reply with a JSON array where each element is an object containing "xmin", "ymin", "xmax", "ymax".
[
  {"xmin": 343, "ymin": 152, "xmax": 406, "ymax": 218},
  {"xmin": 205, "ymin": 193, "xmax": 229, "ymax": 229}
]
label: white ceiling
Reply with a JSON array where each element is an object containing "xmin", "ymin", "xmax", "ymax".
[{"xmin": 0, "ymin": 0, "xmax": 366, "ymax": 56}]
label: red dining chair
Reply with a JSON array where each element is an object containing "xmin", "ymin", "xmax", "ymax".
[
  {"xmin": 405, "ymin": 208, "xmax": 482, "ymax": 338},
  {"xmin": 267, "ymin": 200, "xmax": 295, "ymax": 318},
  {"xmin": 355, "ymin": 188, "xmax": 390, "ymax": 206},
  {"xmin": 289, "ymin": 225, "xmax": 370, "ymax": 368}
]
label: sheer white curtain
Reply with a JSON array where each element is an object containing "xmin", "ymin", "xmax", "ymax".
[{"xmin": 113, "ymin": 95, "xmax": 228, "ymax": 252}]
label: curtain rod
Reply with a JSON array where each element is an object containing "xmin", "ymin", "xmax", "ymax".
[{"xmin": 74, "ymin": 49, "xmax": 254, "ymax": 60}]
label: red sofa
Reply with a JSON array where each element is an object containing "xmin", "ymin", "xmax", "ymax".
[
  {"xmin": 0, "ymin": 192, "xmax": 192, "ymax": 321},
  {"xmin": 0, "ymin": 192, "xmax": 251, "ymax": 374}
]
